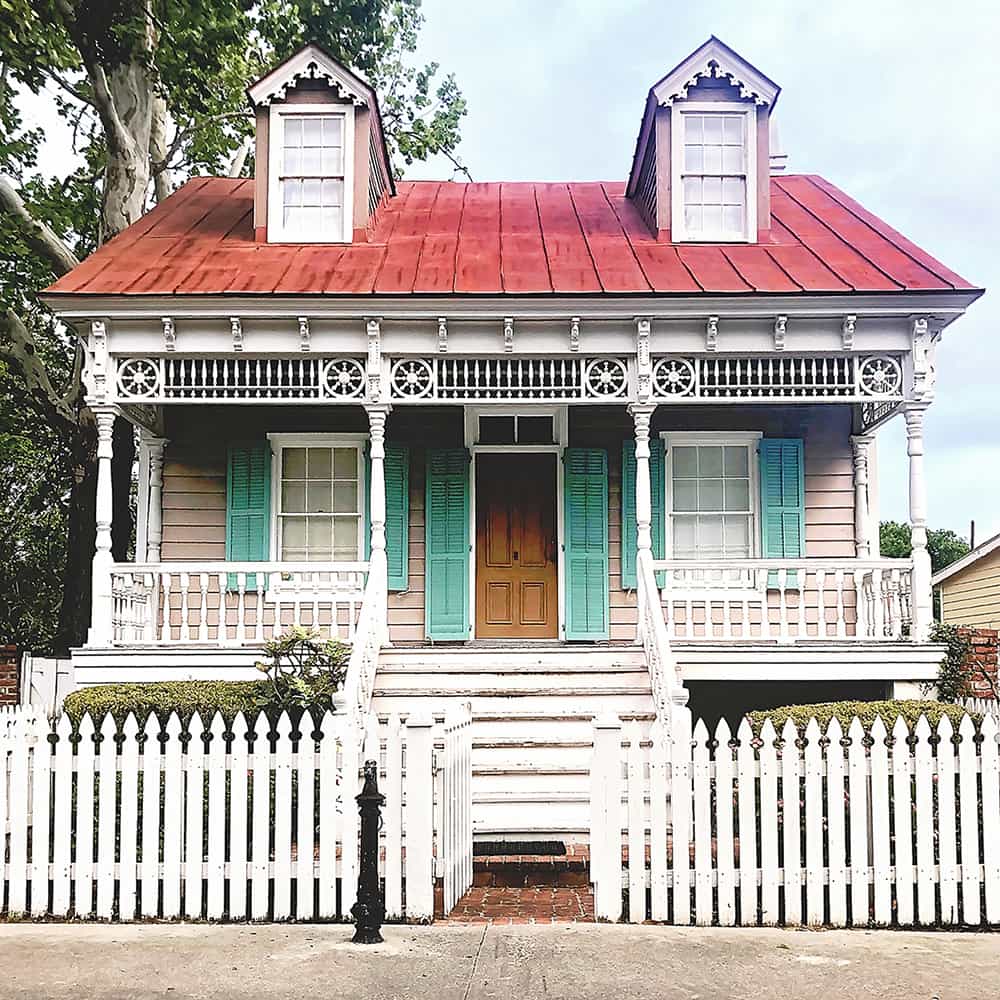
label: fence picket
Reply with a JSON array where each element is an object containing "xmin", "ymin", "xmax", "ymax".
[
  {"xmin": 74, "ymin": 714, "xmax": 96, "ymax": 918},
  {"xmin": 51, "ymin": 715, "xmax": 74, "ymax": 917},
  {"xmin": 118, "ymin": 714, "xmax": 141, "ymax": 920},
  {"xmin": 825, "ymin": 718, "xmax": 847, "ymax": 927},
  {"xmin": 736, "ymin": 719, "xmax": 757, "ymax": 926},
  {"xmin": 869, "ymin": 716, "xmax": 891, "ymax": 925},
  {"xmin": 29, "ymin": 713, "xmax": 52, "ymax": 917},
  {"xmin": 317, "ymin": 712, "xmax": 339, "ymax": 919},
  {"xmin": 670, "ymin": 708, "xmax": 692, "ymax": 925},
  {"xmin": 96, "ymin": 713, "xmax": 118, "ymax": 919},
  {"xmin": 162, "ymin": 713, "xmax": 184, "ymax": 918},
  {"xmin": 758, "ymin": 720, "xmax": 780, "ymax": 925},
  {"xmin": 958, "ymin": 714, "xmax": 980, "ymax": 925},
  {"xmin": 980, "ymin": 714, "xmax": 1000, "ymax": 922},
  {"xmin": 383, "ymin": 714, "xmax": 403, "ymax": 920},
  {"xmin": 340, "ymin": 730, "xmax": 360, "ymax": 916},
  {"xmin": 891, "ymin": 716, "xmax": 914, "ymax": 926},
  {"xmin": 296, "ymin": 713, "xmax": 317, "ymax": 920},
  {"xmin": 140, "ymin": 714, "xmax": 162, "ymax": 918},
  {"xmin": 847, "ymin": 717, "xmax": 870, "ymax": 926},
  {"xmin": 206, "ymin": 713, "xmax": 227, "ymax": 919},
  {"xmin": 936, "ymin": 716, "xmax": 959, "ymax": 925},
  {"xmin": 714, "ymin": 719, "xmax": 736, "ymax": 926},
  {"xmin": 229, "ymin": 713, "xmax": 250, "ymax": 920},
  {"xmin": 272, "ymin": 712, "xmax": 294, "ymax": 920},
  {"xmin": 780, "ymin": 718, "xmax": 802, "ymax": 925},
  {"xmin": 184, "ymin": 714, "xmax": 205, "ymax": 920},
  {"xmin": 250, "ymin": 713, "xmax": 271, "ymax": 920},
  {"xmin": 913, "ymin": 715, "xmax": 935, "ymax": 925},
  {"xmin": 592, "ymin": 714, "xmax": 623, "ymax": 922},
  {"xmin": 7, "ymin": 710, "xmax": 32, "ymax": 914},
  {"xmin": 692, "ymin": 719, "xmax": 712, "ymax": 925},
  {"xmin": 649, "ymin": 722, "xmax": 670, "ymax": 921},
  {"xmin": 626, "ymin": 721, "xmax": 646, "ymax": 923},
  {"xmin": 803, "ymin": 718, "xmax": 824, "ymax": 925}
]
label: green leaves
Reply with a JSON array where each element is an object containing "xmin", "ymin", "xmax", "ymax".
[
  {"xmin": 255, "ymin": 625, "xmax": 350, "ymax": 714},
  {"xmin": 879, "ymin": 520, "xmax": 971, "ymax": 575}
]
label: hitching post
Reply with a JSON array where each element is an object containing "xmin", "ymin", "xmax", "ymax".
[{"xmin": 351, "ymin": 759, "xmax": 385, "ymax": 943}]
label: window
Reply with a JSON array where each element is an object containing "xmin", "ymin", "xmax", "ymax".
[
  {"xmin": 671, "ymin": 103, "xmax": 756, "ymax": 242},
  {"xmin": 271, "ymin": 438, "xmax": 365, "ymax": 562},
  {"xmin": 666, "ymin": 434, "xmax": 760, "ymax": 560},
  {"xmin": 268, "ymin": 106, "xmax": 354, "ymax": 242},
  {"xmin": 475, "ymin": 414, "xmax": 555, "ymax": 446}
]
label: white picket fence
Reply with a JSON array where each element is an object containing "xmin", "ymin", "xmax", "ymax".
[
  {"xmin": 591, "ymin": 708, "xmax": 1000, "ymax": 927},
  {"xmin": 439, "ymin": 703, "xmax": 474, "ymax": 915},
  {"xmin": 0, "ymin": 706, "xmax": 464, "ymax": 922}
]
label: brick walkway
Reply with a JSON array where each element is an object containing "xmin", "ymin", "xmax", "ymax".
[{"xmin": 443, "ymin": 884, "xmax": 595, "ymax": 924}]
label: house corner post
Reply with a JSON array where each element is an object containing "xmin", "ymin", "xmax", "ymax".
[
  {"xmin": 365, "ymin": 403, "xmax": 391, "ymax": 641},
  {"xmin": 142, "ymin": 432, "xmax": 168, "ymax": 562},
  {"xmin": 904, "ymin": 404, "xmax": 932, "ymax": 642},
  {"xmin": 628, "ymin": 402, "xmax": 656, "ymax": 641},
  {"xmin": 88, "ymin": 406, "xmax": 118, "ymax": 646},
  {"xmin": 850, "ymin": 434, "xmax": 874, "ymax": 559}
]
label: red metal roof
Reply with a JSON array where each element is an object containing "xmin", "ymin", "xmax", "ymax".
[{"xmin": 47, "ymin": 175, "xmax": 978, "ymax": 297}]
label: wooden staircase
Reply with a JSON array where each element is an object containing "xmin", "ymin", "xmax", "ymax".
[{"xmin": 370, "ymin": 644, "xmax": 655, "ymax": 841}]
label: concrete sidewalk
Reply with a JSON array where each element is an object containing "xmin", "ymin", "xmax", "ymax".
[{"xmin": 0, "ymin": 922, "xmax": 997, "ymax": 999}]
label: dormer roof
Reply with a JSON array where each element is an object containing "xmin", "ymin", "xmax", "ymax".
[{"xmin": 247, "ymin": 42, "xmax": 376, "ymax": 108}]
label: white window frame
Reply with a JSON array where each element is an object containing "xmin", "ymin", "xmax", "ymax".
[
  {"xmin": 463, "ymin": 405, "xmax": 569, "ymax": 451},
  {"xmin": 661, "ymin": 430, "xmax": 762, "ymax": 562},
  {"xmin": 670, "ymin": 101, "xmax": 757, "ymax": 243},
  {"xmin": 267, "ymin": 103, "xmax": 355, "ymax": 244},
  {"xmin": 266, "ymin": 432, "xmax": 368, "ymax": 565}
]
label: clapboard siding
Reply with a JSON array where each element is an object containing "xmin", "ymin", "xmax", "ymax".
[
  {"xmin": 159, "ymin": 402, "xmax": 855, "ymax": 643},
  {"xmin": 940, "ymin": 546, "xmax": 1000, "ymax": 629}
]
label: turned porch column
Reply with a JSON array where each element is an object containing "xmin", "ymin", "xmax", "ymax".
[
  {"xmin": 629, "ymin": 404, "xmax": 656, "ymax": 559},
  {"xmin": 365, "ymin": 404, "xmax": 391, "ymax": 642},
  {"xmin": 904, "ymin": 404, "xmax": 933, "ymax": 642},
  {"xmin": 850, "ymin": 433, "xmax": 874, "ymax": 559},
  {"xmin": 142, "ymin": 432, "xmax": 168, "ymax": 562},
  {"xmin": 88, "ymin": 406, "xmax": 117, "ymax": 646}
]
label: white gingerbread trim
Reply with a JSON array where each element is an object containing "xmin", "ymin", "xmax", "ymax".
[{"xmin": 248, "ymin": 43, "xmax": 372, "ymax": 108}]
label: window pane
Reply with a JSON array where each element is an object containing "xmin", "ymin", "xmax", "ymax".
[
  {"xmin": 322, "ymin": 178, "xmax": 343, "ymax": 206},
  {"xmin": 283, "ymin": 516, "xmax": 307, "ymax": 549},
  {"xmin": 703, "ymin": 176, "xmax": 722, "ymax": 205},
  {"xmin": 302, "ymin": 178, "xmax": 322, "ymax": 205},
  {"xmin": 321, "ymin": 207, "xmax": 343, "ymax": 235},
  {"xmin": 698, "ymin": 447, "xmax": 723, "ymax": 477},
  {"xmin": 333, "ymin": 518, "xmax": 359, "ymax": 560},
  {"xmin": 723, "ymin": 206, "xmax": 745, "ymax": 233},
  {"xmin": 723, "ymin": 446, "xmax": 747, "ymax": 477},
  {"xmin": 673, "ymin": 480, "xmax": 698, "ymax": 512},
  {"xmin": 283, "ymin": 448, "xmax": 306, "ymax": 478},
  {"xmin": 685, "ymin": 115, "xmax": 703, "ymax": 141},
  {"xmin": 684, "ymin": 205, "xmax": 702, "ymax": 231},
  {"xmin": 333, "ymin": 482, "xmax": 358, "ymax": 513},
  {"xmin": 673, "ymin": 516, "xmax": 697, "ymax": 558},
  {"xmin": 724, "ymin": 515, "xmax": 750, "ymax": 555},
  {"xmin": 722, "ymin": 145, "xmax": 743, "ymax": 173},
  {"xmin": 284, "ymin": 118, "xmax": 302, "ymax": 144},
  {"xmin": 283, "ymin": 146, "xmax": 301, "ymax": 174},
  {"xmin": 333, "ymin": 448, "xmax": 357, "ymax": 479},
  {"xmin": 322, "ymin": 116, "xmax": 343, "ymax": 146},
  {"xmin": 724, "ymin": 478, "xmax": 749, "ymax": 512},
  {"xmin": 302, "ymin": 117, "xmax": 322, "ymax": 145},
  {"xmin": 698, "ymin": 515, "xmax": 724, "ymax": 556},
  {"xmin": 699, "ymin": 479, "xmax": 724, "ymax": 511},
  {"xmin": 684, "ymin": 144, "xmax": 703, "ymax": 172},
  {"xmin": 683, "ymin": 176, "xmax": 702, "ymax": 204},
  {"xmin": 321, "ymin": 145, "xmax": 343, "ymax": 176},
  {"xmin": 673, "ymin": 447, "xmax": 698, "ymax": 478},
  {"xmin": 703, "ymin": 145, "xmax": 723, "ymax": 174},
  {"xmin": 722, "ymin": 177, "xmax": 745, "ymax": 204},
  {"xmin": 301, "ymin": 145, "xmax": 322, "ymax": 173},
  {"xmin": 307, "ymin": 481, "xmax": 332, "ymax": 513},
  {"xmin": 307, "ymin": 448, "xmax": 332, "ymax": 479},
  {"xmin": 703, "ymin": 116, "xmax": 724, "ymax": 143},
  {"xmin": 517, "ymin": 415, "xmax": 554, "ymax": 444},
  {"xmin": 281, "ymin": 482, "xmax": 306, "ymax": 513},
  {"xmin": 308, "ymin": 519, "xmax": 333, "ymax": 561},
  {"xmin": 282, "ymin": 179, "xmax": 302, "ymax": 207},
  {"xmin": 703, "ymin": 205, "xmax": 724, "ymax": 232},
  {"xmin": 479, "ymin": 416, "xmax": 515, "ymax": 444}
]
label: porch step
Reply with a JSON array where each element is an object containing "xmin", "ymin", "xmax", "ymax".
[{"xmin": 370, "ymin": 643, "xmax": 656, "ymax": 840}]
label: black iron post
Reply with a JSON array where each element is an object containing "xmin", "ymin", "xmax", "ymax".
[{"xmin": 351, "ymin": 759, "xmax": 386, "ymax": 943}]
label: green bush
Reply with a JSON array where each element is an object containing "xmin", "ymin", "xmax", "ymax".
[
  {"xmin": 746, "ymin": 699, "xmax": 981, "ymax": 738},
  {"xmin": 62, "ymin": 680, "xmax": 272, "ymax": 730}
]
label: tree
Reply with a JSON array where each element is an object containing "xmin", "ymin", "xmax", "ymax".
[
  {"xmin": 0, "ymin": 0, "xmax": 466, "ymax": 652},
  {"xmin": 879, "ymin": 520, "xmax": 971, "ymax": 574}
]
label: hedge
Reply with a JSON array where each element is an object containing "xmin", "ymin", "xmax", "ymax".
[
  {"xmin": 746, "ymin": 699, "xmax": 981, "ymax": 738},
  {"xmin": 62, "ymin": 680, "xmax": 272, "ymax": 729}
]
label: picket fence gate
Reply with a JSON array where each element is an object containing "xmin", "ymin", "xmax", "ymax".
[
  {"xmin": 0, "ymin": 705, "xmax": 466, "ymax": 923},
  {"xmin": 591, "ymin": 708, "xmax": 1000, "ymax": 928}
]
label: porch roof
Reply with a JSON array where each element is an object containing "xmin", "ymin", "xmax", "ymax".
[{"xmin": 47, "ymin": 175, "xmax": 979, "ymax": 298}]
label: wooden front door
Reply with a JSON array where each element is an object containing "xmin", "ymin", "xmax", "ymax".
[{"xmin": 475, "ymin": 453, "xmax": 558, "ymax": 638}]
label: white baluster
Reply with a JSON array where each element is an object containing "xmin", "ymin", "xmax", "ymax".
[
  {"xmin": 179, "ymin": 572, "xmax": 191, "ymax": 642},
  {"xmin": 777, "ymin": 570, "xmax": 789, "ymax": 641},
  {"xmin": 797, "ymin": 564, "xmax": 807, "ymax": 639},
  {"xmin": 834, "ymin": 568, "xmax": 846, "ymax": 639},
  {"xmin": 236, "ymin": 572, "xmax": 247, "ymax": 644},
  {"xmin": 815, "ymin": 569, "xmax": 826, "ymax": 640},
  {"xmin": 871, "ymin": 568, "xmax": 885, "ymax": 639}
]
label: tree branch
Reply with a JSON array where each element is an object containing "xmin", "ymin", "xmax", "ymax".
[
  {"xmin": 228, "ymin": 137, "xmax": 251, "ymax": 178},
  {"xmin": 44, "ymin": 68, "xmax": 96, "ymax": 109},
  {"xmin": 0, "ymin": 176, "xmax": 80, "ymax": 276},
  {"xmin": 152, "ymin": 111, "xmax": 251, "ymax": 176}
]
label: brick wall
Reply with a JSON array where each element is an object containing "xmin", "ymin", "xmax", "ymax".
[
  {"xmin": 0, "ymin": 645, "xmax": 19, "ymax": 706},
  {"xmin": 958, "ymin": 628, "xmax": 999, "ymax": 699}
]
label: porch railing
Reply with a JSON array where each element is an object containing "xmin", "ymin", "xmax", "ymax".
[
  {"xmin": 340, "ymin": 555, "xmax": 387, "ymax": 726},
  {"xmin": 636, "ymin": 549, "xmax": 682, "ymax": 721},
  {"xmin": 109, "ymin": 561, "xmax": 369, "ymax": 645},
  {"xmin": 651, "ymin": 558, "xmax": 914, "ymax": 643}
]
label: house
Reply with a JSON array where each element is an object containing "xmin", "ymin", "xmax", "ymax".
[
  {"xmin": 43, "ymin": 37, "xmax": 982, "ymax": 838},
  {"xmin": 933, "ymin": 532, "xmax": 1000, "ymax": 629}
]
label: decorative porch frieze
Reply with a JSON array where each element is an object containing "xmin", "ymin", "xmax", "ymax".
[
  {"xmin": 503, "ymin": 317, "xmax": 514, "ymax": 353},
  {"xmin": 437, "ymin": 317, "xmax": 448, "ymax": 352},
  {"xmin": 230, "ymin": 316, "xmax": 244, "ymax": 352},
  {"xmin": 773, "ymin": 315, "xmax": 787, "ymax": 351},
  {"xmin": 635, "ymin": 317, "xmax": 652, "ymax": 403},
  {"xmin": 705, "ymin": 315, "xmax": 719, "ymax": 352},
  {"xmin": 909, "ymin": 316, "xmax": 938, "ymax": 403},
  {"xmin": 298, "ymin": 316, "xmax": 310, "ymax": 352},
  {"xmin": 84, "ymin": 320, "xmax": 110, "ymax": 403},
  {"xmin": 841, "ymin": 314, "xmax": 856, "ymax": 351},
  {"xmin": 569, "ymin": 317, "xmax": 581, "ymax": 352},
  {"xmin": 365, "ymin": 317, "xmax": 382, "ymax": 401},
  {"xmin": 162, "ymin": 316, "xmax": 176, "ymax": 352}
]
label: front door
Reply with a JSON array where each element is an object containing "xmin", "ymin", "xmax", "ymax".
[{"xmin": 475, "ymin": 453, "xmax": 558, "ymax": 638}]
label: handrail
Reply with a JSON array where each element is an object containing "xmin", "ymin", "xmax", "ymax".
[
  {"xmin": 637, "ymin": 549, "xmax": 681, "ymax": 726},
  {"xmin": 340, "ymin": 554, "xmax": 387, "ymax": 735},
  {"xmin": 650, "ymin": 557, "xmax": 913, "ymax": 571},
  {"xmin": 114, "ymin": 560, "xmax": 369, "ymax": 576}
]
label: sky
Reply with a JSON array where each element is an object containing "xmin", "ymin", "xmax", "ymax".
[{"xmin": 21, "ymin": 0, "xmax": 999, "ymax": 542}]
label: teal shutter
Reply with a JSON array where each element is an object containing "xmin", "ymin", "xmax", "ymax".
[
  {"xmin": 226, "ymin": 441, "xmax": 271, "ymax": 589},
  {"xmin": 364, "ymin": 445, "xmax": 410, "ymax": 591},
  {"xmin": 425, "ymin": 449, "xmax": 470, "ymax": 640},
  {"xmin": 759, "ymin": 438, "xmax": 805, "ymax": 587},
  {"xmin": 620, "ymin": 439, "xmax": 666, "ymax": 589},
  {"xmin": 564, "ymin": 448, "xmax": 609, "ymax": 640}
]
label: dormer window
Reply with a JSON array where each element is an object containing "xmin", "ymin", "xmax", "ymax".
[
  {"xmin": 267, "ymin": 105, "xmax": 354, "ymax": 242},
  {"xmin": 671, "ymin": 102, "xmax": 756, "ymax": 242}
]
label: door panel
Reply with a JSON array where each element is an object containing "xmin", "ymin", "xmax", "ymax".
[{"xmin": 476, "ymin": 453, "xmax": 558, "ymax": 638}]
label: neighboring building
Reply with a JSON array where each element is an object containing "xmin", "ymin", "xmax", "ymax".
[
  {"xmin": 933, "ymin": 533, "xmax": 1000, "ymax": 629},
  {"xmin": 44, "ymin": 37, "xmax": 983, "ymax": 837}
]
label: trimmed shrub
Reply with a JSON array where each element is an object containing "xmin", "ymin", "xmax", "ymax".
[
  {"xmin": 746, "ymin": 699, "xmax": 981, "ymax": 738},
  {"xmin": 62, "ymin": 680, "xmax": 271, "ymax": 729}
]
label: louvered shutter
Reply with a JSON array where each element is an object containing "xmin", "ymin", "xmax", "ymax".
[
  {"xmin": 620, "ymin": 438, "xmax": 666, "ymax": 589},
  {"xmin": 564, "ymin": 448, "xmax": 609, "ymax": 640},
  {"xmin": 226, "ymin": 441, "xmax": 271, "ymax": 589},
  {"xmin": 425, "ymin": 449, "xmax": 470, "ymax": 640},
  {"xmin": 759, "ymin": 438, "xmax": 805, "ymax": 587},
  {"xmin": 364, "ymin": 445, "xmax": 410, "ymax": 591}
]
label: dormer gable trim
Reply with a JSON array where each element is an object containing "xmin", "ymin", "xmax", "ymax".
[
  {"xmin": 650, "ymin": 36, "xmax": 780, "ymax": 109},
  {"xmin": 247, "ymin": 42, "xmax": 374, "ymax": 109}
]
